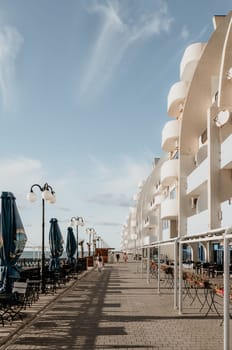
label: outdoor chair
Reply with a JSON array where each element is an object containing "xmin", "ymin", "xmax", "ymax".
[
  {"xmin": 27, "ymin": 279, "xmax": 41, "ymax": 304},
  {"xmin": 0, "ymin": 298, "xmax": 12, "ymax": 326},
  {"xmin": 8, "ymin": 281, "xmax": 28, "ymax": 321},
  {"xmin": 202, "ymin": 262, "xmax": 210, "ymax": 275},
  {"xmin": 195, "ymin": 261, "xmax": 202, "ymax": 274},
  {"xmin": 44, "ymin": 271, "xmax": 57, "ymax": 294},
  {"xmin": 214, "ymin": 264, "xmax": 223, "ymax": 277}
]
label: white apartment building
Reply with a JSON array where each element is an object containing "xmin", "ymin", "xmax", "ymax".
[{"xmin": 121, "ymin": 11, "xmax": 232, "ymax": 265}]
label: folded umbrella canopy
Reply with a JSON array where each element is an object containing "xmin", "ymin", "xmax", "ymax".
[
  {"xmin": 0, "ymin": 192, "xmax": 27, "ymax": 292},
  {"xmin": 49, "ymin": 218, "xmax": 64, "ymax": 271},
  {"xmin": 66, "ymin": 226, "xmax": 77, "ymax": 265}
]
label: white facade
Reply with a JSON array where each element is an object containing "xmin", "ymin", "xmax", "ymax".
[{"xmin": 121, "ymin": 11, "xmax": 232, "ymax": 263}]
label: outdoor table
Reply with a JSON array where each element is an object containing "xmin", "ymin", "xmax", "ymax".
[
  {"xmin": 203, "ymin": 287, "xmax": 222, "ymax": 317},
  {"xmin": 161, "ymin": 265, "xmax": 174, "ymax": 288},
  {"xmin": 20, "ymin": 267, "xmax": 40, "ymax": 280},
  {"xmin": 184, "ymin": 278, "xmax": 205, "ymax": 306},
  {"xmin": 27, "ymin": 280, "xmax": 41, "ymax": 303},
  {"xmin": 183, "ymin": 278, "xmax": 195, "ymax": 302},
  {"xmin": 183, "ymin": 272, "xmax": 213, "ymax": 310}
]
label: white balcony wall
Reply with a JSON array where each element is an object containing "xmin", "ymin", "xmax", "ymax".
[
  {"xmin": 130, "ymin": 220, "xmax": 136, "ymax": 227},
  {"xmin": 221, "ymin": 134, "xmax": 232, "ymax": 169},
  {"xmin": 148, "ymin": 198, "xmax": 155, "ymax": 212},
  {"xmin": 155, "ymin": 194, "xmax": 162, "ymax": 206},
  {"xmin": 127, "ymin": 241, "xmax": 135, "ymax": 250},
  {"xmin": 161, "ymin": 198, "xmax": 178, "ymax": 219},
  {"xmin": 144, "ymin": 215, "xmax": 157, "ymax": 228},
  {"xmin": 187, "ymin": 209, "xmax": 209, "ymax": 236},
  {"xmin": 180, "ymin": 43, "xmax": 206, "ymax": 82},
  {"xmin": 162, "ymin": 228, "xmax": 170, "ymax": 241},
  {"xmin": 160, "ymin": 159, "xmax": 178, "ymax": 187},
  {"xmin": 195, "ymin": 144, "xmax": 207, "ymax": 166},
  {"xmin": 143, "ymin": 236, "xmax": 150, "ymax": 246},
  {"xmin": 221, "ymin": 200, "xmax": 232, "ymax": 227},
  {"xmin": 167, "ymin": 81, "xmax": 188, "ymax": 117},
  {"xmin": 161, "ymin": 120, "xmax": 180, "ymax": 152},
  {"xmin": 187, "ymin": 158, "xmax": 208, "ymax": 195}
]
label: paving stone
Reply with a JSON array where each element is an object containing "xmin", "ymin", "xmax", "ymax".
[{"xmin": 0, "ymin": 264, "xmax": 230, "ymax": 349}]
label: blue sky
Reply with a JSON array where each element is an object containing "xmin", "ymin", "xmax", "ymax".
[{"xmin": 0, "ymin": 0, "xmax": 231, "ymax": 251}]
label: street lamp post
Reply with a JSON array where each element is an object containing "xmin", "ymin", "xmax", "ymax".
[
  {"xmin": 27, "ymin": 182, "xmax": 56, "ymax": 293},
  {"xmin": 97, "ymin": 236, "xmax": 101, "ymax": 249},
  {"xmin": 86, "ymin": 228, "xmax": 95, "ymax": 256},
  {"xmin": 70, "ymin": 216, "xmax": 84, "ymax": 262},
  {"xmin": 92, "ymin": 230, "xmax": 97, "ymax": 257}
]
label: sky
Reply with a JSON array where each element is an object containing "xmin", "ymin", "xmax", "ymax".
[{"xmin": 0, "ymin": 0, "xmax": 231, "ymax": 252}]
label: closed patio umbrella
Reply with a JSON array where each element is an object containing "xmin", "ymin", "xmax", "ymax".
[
  {"xmin": 66, "ymin": 226, "xmax": 77, "ymax": 265},
  {"xmin": 49, "ymin": 218, "xmax": 64, "ymax": 271},
  {"xmin": 0, "ymin": 192, "xmax": 27, "ymax": 292}
]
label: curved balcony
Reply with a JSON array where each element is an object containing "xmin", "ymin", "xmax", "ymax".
[
  {"xmin": 154, "ymin": 183, "xmax": 162, "ymax": 194},
  {"xmin": 144, "ymin": 215, "xmax": 157, "ymax": 228},
  {"xmin": 180, "ymin": 42, "xmax": 206, "ymax": 82},
  {"xmin": 154, "ymin": 194, "xmax": 162, "ymax": 206},
  {"xmin": 161, "ymin": 198, "xmax": 178, "ymax": 220},
  {"xmin": 218, "ymin": 19, "xmax": 232, "ymax": 110},
  {"xmin": 160, "ymin": 159, "xmax": 178, "ymax": 187},
  {"xmin": 167, "ymin": 81, "xmax": 188, "ymax": 117},
  {"xmin": 148, "ymin": 197, "xmax": 155, "ymax": 211},
  {"xmin": 130, "ymin": 219, "xmax": 136, "ymax": 228},
  {"xmin": 161, "ymin": 119, "xmax": 180, "ymax": 152}
]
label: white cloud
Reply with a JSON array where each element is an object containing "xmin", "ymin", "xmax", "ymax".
[
  {"xmin": 87, "ymin": 154, "xmax": 151, "ymax": 205},
  {"xmin": 0, "ymin": 157, "xmax": 43, "ymax": 196},
  {"xmin": 89, "ymin": 192, "xmax": 132, "ymax": 207},
  {"xmin": 0, "ymin": 157, "xmax": 78, "ymax": 246},
  {"xmin": 80, "ymin": 0, "xmax": 173, "ymax": 97},
  {"xmin": 0, "ymin": 154, "xmax": 151, "ymax": 249},
  {"xmin": 105, "ymin": 155, "xmax": 150, "ymax": 194},
  {"xmin": 0, "ymin": 25, "xmax": 23, "ymax": 110},
  {"xmin": 87, "ymin": 154, "xmax": 111, "ymax": 178},
  {"xmin": 181, "ymin": 25, "xmax": 189, "ymax": 40}
]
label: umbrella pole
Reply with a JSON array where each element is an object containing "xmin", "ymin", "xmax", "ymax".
[
  {"xmin": 76, "ymin": 225, "xmax": 79, "ymax": 261},
  {"xmin": 41, "ymin": 198, "xmax": 46, "ymax": 293}
]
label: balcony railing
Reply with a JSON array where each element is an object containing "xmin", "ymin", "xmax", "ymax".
[
  {"xmin": 161, "ymin": 198, "xmax": 178, "ymax": 220},
  {"xmin": 180, "ymin": 42, "xmax": 206, "ymax": 82},
  {"xmin": 187, "ymin": 209, "xmax": 209, "ymax": 236},
  {"xmin": 144, "ymin": 215, "xmax": 157, "ymax": 228},
  {"xmin": 161, "ymin": 119, "xmax": 180, "ymax": 152},
  {"xmin": 160, "ymin": 159, "xmax": 178, "ymax": 187},
  {"xmin": 187, "ymin": 158, "xmax": 208, "ymax": 195},
  {"xmin": 167, "ymin": 81, "xmax": 188, "ymax": 117},
  {"xmin": 221, "ymin": 134, "xmax": 232, "ymax": 169}
]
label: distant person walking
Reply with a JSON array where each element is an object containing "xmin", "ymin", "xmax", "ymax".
[
  {"xmin": 123, "ymin": 252, "xmax": 128, "ymax": 263},
  {"xmin": 96, "ymin": 255, "xmax": 103, "ymax": 272},
  {"xmin": 116, "ymin": 253, "xmax": 120, "ymax": 263}
]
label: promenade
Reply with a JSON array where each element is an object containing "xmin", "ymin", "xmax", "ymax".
[{"xmin": 0, "ymin": 262, "xmax": 230, "ymax": 350}]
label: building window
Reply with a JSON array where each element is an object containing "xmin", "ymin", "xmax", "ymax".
[
  {"xmin": 182, "ymin": 244, "xmax": 192, "ymax": 262},
  {"xmin": 162, "ymin": 220, "xmax": 169, "ymax": 230},
  {"xmin": 198, "ymin": 243, "xmax": 205, "ymax": 262},
  {"xmin": 190, "ymin": 197, "xmax": 198, "ymax": 209},
  {"xmin": 170, "ymin": 188, "xmax": 176, "ymax": 199},
  {"xmin": 200, "ymin": 129, "xmax": 207, "ymax": 145}
]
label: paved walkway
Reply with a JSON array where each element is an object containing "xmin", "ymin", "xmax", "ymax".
[{"xmin": 0, "ymin": 262, "xmax": 231, "ymax": 349}]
